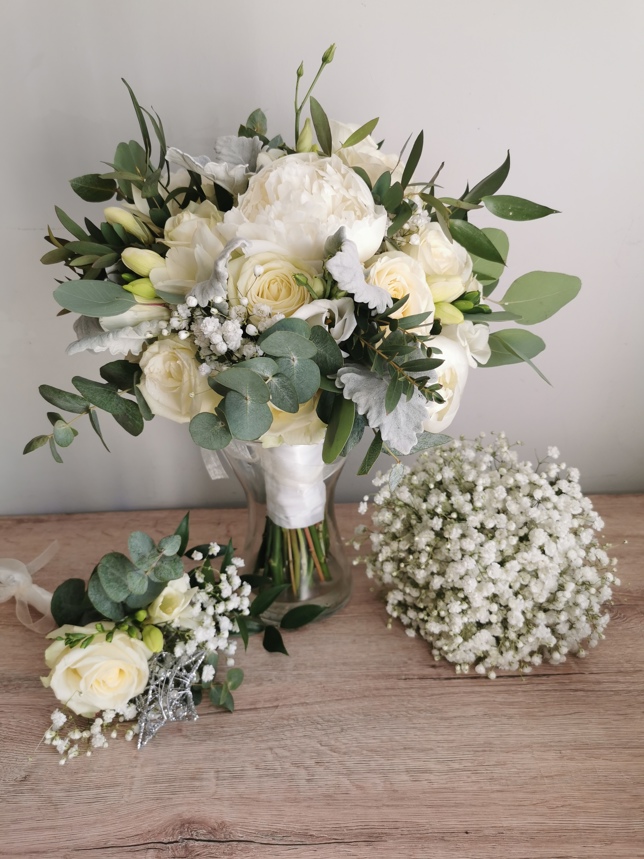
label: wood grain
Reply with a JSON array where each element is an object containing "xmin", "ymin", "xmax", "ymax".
[{"xmin": 1, "ymin": 497, "xmax": 643, "ymax": 859}]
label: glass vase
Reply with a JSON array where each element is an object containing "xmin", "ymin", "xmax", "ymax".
[{"xmin": 220, "ymin": 441, "xmax": 351, "ymax": 624}]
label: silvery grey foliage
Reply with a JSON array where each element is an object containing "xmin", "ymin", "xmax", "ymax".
[
  {"xmin": 189, "ymin": 238, "xmax": 249, "ymax": 307},
  {"xmin": 335, "ymin": 365, "xmax": 428, "ymax": 454},
  {"xmin": 325, "ymin": 229, "xmax": 392, "ymax": 313}
]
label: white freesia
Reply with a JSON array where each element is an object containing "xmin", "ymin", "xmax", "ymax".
[
  {"xmin": 42, "ymin": 625, "xmax": 151, "ymax": 718},
  {"xmin": 163, "ymin": 200, "xmax": 223, "ymax": 247},
  {"xmin": 150, "ymin": 225, "xmax": 225, "ymax": 298},
  {"xmin": 422, "ymin": 335, "xmax": 470, "ymax": 433},
  {"xmin": 99, "ymin": 298, "xmax": 170, "ymax": 332},
  {"xmin": 291, "ymin": 297, "xmax": 357, "ymax": 344},
  {"xmin": 138, "ymin": 336, "xmax": 220, "ymax": 423},
  {"xmin": 330, "ymin": 119, "xmax": 404, "ymax": 185},
  {"xmin": 260, "ymin": 397, "xmax": 327, "ymax": 448},
  {"xmin": 443, "ymin": 320, "xmax": 491, "ymax": 367},
  {"xmin": 227, "ymin": 250, "xmax": 317, "ymax": 317},
  {"xmin": 146, "ymin": 574, "xmax": 198, "ymax": 625},
  {"xmin": 223, "ymin": 153, "xmax": 387, "ymax": 263},
  {"xmin": 365, "ymin": 251, "xmax": 434, "ymax": 331},
  {"xmin": 403, "ymin": 222, "xmax": 473, "ymax": 304}
]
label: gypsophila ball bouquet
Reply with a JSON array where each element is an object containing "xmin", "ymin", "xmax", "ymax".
[
  {"xmin": 359, "ymin": 435, "xmax": 618, "ymax": 677},
  {"xmin": 30, "ymin": 513, "xmax": 319, "ymax": 762}
]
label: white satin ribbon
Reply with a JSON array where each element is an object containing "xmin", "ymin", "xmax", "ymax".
[
  {"xmin": 201, "ymin": 448, "xmax": 228, "ymax": 480},
  {"xmin": 0, "ymin": 542, "xmax": 58, "ymax": 633},
  {"xmin": 261, "ymin": 444, "xmax": 328, "ymax": 529}
]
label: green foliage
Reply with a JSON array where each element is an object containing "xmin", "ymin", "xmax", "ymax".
[
  {"xmin": 69, "ymin": 174, "xmax": 117, "ymax": 202},
  {"xmin": 322, "ymin": 395, "xmax": 356, "ymax": 464},
  {"xmin": 263, "ymin": 625, "xmax": 288, "ymax": 655},
  {"xmin": 53, "ymin": 280, "xmax": 135, "ymax": 318},
  {"xmin": 499, "ymin": 272, "xmax": 581, "ymax": 324},
  {"xmin": 280, "ymin": 604, "xmax": 326, "ymax": 629},
  {"xmin": 340, "ymin": 117, "xmax": 379, "ymax": 149},
  {"xmin": 482, "ymin": 194, "xmax": 559, "ymax": 221},
  {"xmin": 309, "ymin": 96, "xmax": 332, "ymax": 156}
]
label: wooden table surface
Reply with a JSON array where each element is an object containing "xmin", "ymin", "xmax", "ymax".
[{"xmin": 0, "ymin": 498, "xmax": 643, "ymax": 859}]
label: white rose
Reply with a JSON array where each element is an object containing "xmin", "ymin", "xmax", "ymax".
[
  {"xmin": 146, "ymin": 574, "xmax": 198, "ymax": 625},
  {"xmin": 365, "ymin": 252, "xmax": 434, "ymax": 331},
  {"xmin": 223, "ymin": 153, "xmax": 387, "ymax": 263},
  {"xmin": 163, "ymin": 200, "xmax": 223, "ymax": 247},
  {"xmin": 227, "ymin": 250, "xmax": 317, "ymax": 317},
  {"xmin": 404, "ymin": 222, "xmax": 473, "ymax": 303},
  {"xmin": 41, "ymin": 625, "xmax": 151, "ymax": 718},
  {"xmin": 422, "ymin": 335, "xmax": 470, "ymax": 433},
  {"xmin": 291, "ymin": 297, "xmax": 357, "ymax": 344},
  {"xmin": 138, "ymin": 336, "xmax": 220, "ymax": 423},
  {"xmin": 330, "ymin": 119, "xmax": 404, "ymax": 185},
  {"xmin": 443, "ymin": 320, "xmax": 491, "ymax": 367},
  {"xmin": 99, "ymin": 297, "xmax": 170, "ymax": 332},
  {"xmin": 260, "ymin": 397, "xmax": 327, "ymax": 448}
]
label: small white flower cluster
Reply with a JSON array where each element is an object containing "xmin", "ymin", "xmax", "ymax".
[
  {"xmin": 43, "ymin": 703, "xmax": 139, "ymax": 763},
  {"xmin": 167, "ymin": 300, "xmax": 282, "ymax": 372},
  {"xmin": 173, "ymin": 556, "xmax": 251, "ymax": 668},
  {"xmin": 362, "ymin": 434, "xmax": 618, "ymax": 676}
]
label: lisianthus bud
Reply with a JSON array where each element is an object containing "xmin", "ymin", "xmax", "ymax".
[
  {"xmin": 104, "ymin": 207, "xmax": 152, "ymax": 244},
  {"xmin": 322, "ymin": 44, "xmax": 336, "ymax": 65},
  {"xmin": 296, "ymin": 118, "xmax": 315, "ymax": 153},
  {"xmin": 142, "ymin": 625, "xmax": 164, "ymax": 653},
  {"xmin": 122, "ymin": 277, "xmax": 157, "ymax": 300},
  {"xmin": 434, "ymin": 302, "xmax": 464, "ymax": 325},
  {"xmin": 296, "ymin": 61, "xmax": 304, "ymax": 78},
  {"xmin": 121, "ymin": 248, "xmax": 165, "ymax": 277}
]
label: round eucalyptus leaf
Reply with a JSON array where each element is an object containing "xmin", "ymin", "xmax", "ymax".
[{"xmin": 224, "ymin": 391, "xmax": 273, "ymax": 440}]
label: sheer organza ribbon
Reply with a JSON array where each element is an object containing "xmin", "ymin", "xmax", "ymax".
[{"xmin": 0, "ymin": 542, "xmax": 57, "ymax": 633}]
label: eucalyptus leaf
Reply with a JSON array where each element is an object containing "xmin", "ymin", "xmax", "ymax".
[
  {"xmin": 210, "ymin": 367, "xmax": 269, "ymax": 403},
  {"xmin": 41, "ymin": 247, "xmax": 71, "ymax": 265},
  {"xmin": 89, "ymin": 409, "xmax": 110, "ymax": 451},
  {"xmin": 226, "ymin": 667, "xmax": 244, "ymax": 691},
  {"xmin": 159, "ymin": 534, "xmax": 181, "ymax": 556},
  {"xmin": 223, "ymin": 391, "xmax": 273, "ymax": 440},
  {"xmin": 126, "ymin": 569, "xmax": 149, "ymax": 595},
  {"xmin": 128, "ymin": 531, "xmax": 156, "ymax": 566},
  {"xmin": 309, "ymin": 325, "xmax": 343, "ymax": 375},
  {"xmin": 275, "ymin": 356, "xmax": 320, "ymax": 404},
  {"xmin": 470, "ymin": 228, "xmax": 509, "ymax": 289},
  {"xmin": 484, "ymin": 329, "xmax": 546, "ymax": 368},
  {"xmin": 48, "ymin": 437, "xmax": 63, "ymax": 463},
  {"xmin": 55, "ymin": 206, "xmax": 88, "ymax": 241},
  {"xmin": 189, "ymin": 411, "xmax": 233, "ymax": 450},
  {"xmin": 53, "ymin": 420, "xmax": 74, "ymax": 448},
  {"xmin": 39, "ymin": 384, "xmax": 89, "ymax": 414},
  {"xmin": 259, "ymin": 331, "xmax": 317, "ymax": 359},
  {"xmin": 266, "ymin": 373, "xmax": 299, "ymax": 413},
  {"xmin": 499, "ymin": 271, "xmax": 581, "ymax": 324},
  {"xmin": 87, "ymin": 572, "xmax": 125, "ymax": 621},
  {"xmin": 71, "ymin": 377, "xmax": 144, "ymax": 436},
  {"xmin": 53, "ymin": 280, "xmax": 136, "ymax": 318},
  {"xmin": 100, "ymin": 360, "xmax": 139, "ymax": 389},
  {"xmin": 97, "ymin": 552, "xmax": 135, "ymax": 602},
  {"xmin": 23, "ymin": 435, "xmax": 50, "ymax": 455},
  {"xmin": 149, "ymin": 554, "xmax": 184, "ymax": 583}
]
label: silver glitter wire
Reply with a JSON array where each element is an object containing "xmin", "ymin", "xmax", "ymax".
[{"xmin": 136, "ymin": 650, "xmax": 206, "ymax": 749}]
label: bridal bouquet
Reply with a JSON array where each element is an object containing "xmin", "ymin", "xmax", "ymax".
[{"xmin": 25, "ymin": 45, "xmax": 579, "ymax": 601}]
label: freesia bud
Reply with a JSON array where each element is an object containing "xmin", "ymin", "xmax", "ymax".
[
  {"xmin": 134, "ymin": 609, "xmax": 148, "ymax": 622},
  {"xmin": 104, "ymin": 207, "xmax": 152, "ymax": 244},
  {"xmin": 122, "ymin": 277, "xmax": 157, "ymax": 300},
  {"xmin": 121, "ymin": 248, "xmax": 165, "ymax": 277},
  {"xmin": 142, "ymin": 625, "xmax": 164, "ymax": 653},
  {"xmin": 434, "ymin": 302, "xmax": 464, "ymax": 325},
  {"xmin": 296, "ymin": 118, "xmax": 315, "ymax": 153},
  {"xmin": 322, "ymin": 44, "xmax": 336, "ymax": 65}
]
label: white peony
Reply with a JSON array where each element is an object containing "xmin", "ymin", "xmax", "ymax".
[
  {"xmin": 422, "ymin": 335, "xmax": 470, "ymax": 433},
  {"xmin": 330, "ymin": 119, "xmax": 404, "ymax": 185},
  {"xmin": 291, "ymin": 297, "xmax": 357, "ymax": 344},
  {"xmin": 42, "ymin": 625, "xmax": 151, "ymax": 718},
  {"xmin": 227, "ymin": 250, "xmax": 317, "ymax": 317},
  {"xmin": 223, "ymin": 153, "xmax": 387, "ymax": 263},
  {"xmin": 138, "ymin": 336, "xmax": 220, "ymax": 423},
  {"xmin": 365, "ymin": 252, "xmax": 434, "ymax": 331}
]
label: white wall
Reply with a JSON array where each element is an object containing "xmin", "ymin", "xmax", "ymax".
[{"xmin": 1, "ymin": 0, "xmax": 643, "ymax": 516}]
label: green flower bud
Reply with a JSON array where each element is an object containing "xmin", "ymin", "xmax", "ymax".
[
  {"xmin": 142, "ymin": 625, "xmax": 164, "ymax": 653},
  {"xmin": 453, "ymin": 299, "xmax": 475, "ymax": 312},
  {"xmin": 310, "ymin": 277, "xmax": 326, "ymax": 299},
  {"xmin": 122, "ymin": 277, "xmax": 158, "ymax": 300},
  {"xmin": 434, "ymin": 302, "xmax": 464, "ymax": 325},
  {"xmin": 322, "ymin": 44, "xmax": 336, "ymax": 65},
  {"xmin": 104, "ymin": 207, "xmax": 152, "ymax": 244},
  {"xmin": 296, "ymin": 61, "xmax": 304, "ymax": 78},
  {"xmin": 134, "ymin": 609, "xmax": 148, "ymax": 623},
  {"xmin": 121, "ymin": 248, "xmax": 165, "ymax": 277},
  {"xmin": 462, "ymin": 290, "xmax": 481, "ymax": 305},
  {"xmin": 296, "ymin": 118, "xmax": 315, "ymax": 153}
]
